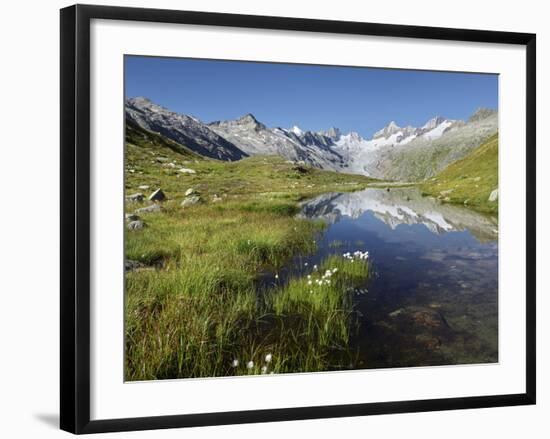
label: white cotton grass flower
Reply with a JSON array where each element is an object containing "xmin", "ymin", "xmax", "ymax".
[
  {"xmin": 307, "ymin": 274, "xmax": 311, "ymax": 279},
  {"xmin": 231, "ymin": 359, "xmax": 239, "ymax": 367},
  {"xmin": 265, "ymin": 353, "xmax": 272, "ymax": 363},
  {"xmin": 275, "ymin": 274, "xmax": 279, "ymax": 279},
  {"xmin": 304, "ymin": 262, "xmax": 309, "ymax": 267},
  {"xmin": 313, "ymin": 264, "xmax": 318, "ymax": 271},
  {"xmin": 247, "ymin": 361, "xmax": 254, "ymax": 369},
  {"xmin": 308, "ymin": 280, "xmax": 312, "ymax": 285},
  {"xmin": 261, "ymin": 366, "xmax": 268, "ymax": 374}
]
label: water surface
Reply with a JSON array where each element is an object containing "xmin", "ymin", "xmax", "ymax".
[{"xmin": 297, "ymin": 187, "xmax": 498, "ymax": 369}]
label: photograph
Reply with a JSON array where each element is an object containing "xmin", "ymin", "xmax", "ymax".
[{"xmin": 123, "ymin": 56, "xmax": 499, "ymax": 381}]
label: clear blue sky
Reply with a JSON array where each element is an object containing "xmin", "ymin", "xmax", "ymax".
[{"xmin": 125, "ymin": 56, "xmax": 498, "ymax": 138}]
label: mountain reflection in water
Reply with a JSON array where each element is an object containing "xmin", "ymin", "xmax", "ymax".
[
  {"xmin": 297, "ymin": 187, "xmax": 498, "ymax": 369},
  {"xmin": 299, "ymin": 187, "xmax": 498, "ymax": 243}
]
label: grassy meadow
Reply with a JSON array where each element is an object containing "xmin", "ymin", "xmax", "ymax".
[{"xmin": 125, "ymin": 123, "xmax": 375, "ymax": 380}]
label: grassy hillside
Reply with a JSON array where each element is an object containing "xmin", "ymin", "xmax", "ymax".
[
  {"xmin": 378, "ymin": 113, "xmax": 498, "ymax": 181},
  {"xmin": 124, "ymin": 125, "xmax": 377, "ymax": 380},
  {"xmin": 420, "ymin": 133, "xmax": 498, "ymax": 214}
]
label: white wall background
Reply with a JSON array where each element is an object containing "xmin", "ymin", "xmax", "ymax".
[{"xmin": 0, "ymin": 0, "xmax": 546, "ymax": 437}]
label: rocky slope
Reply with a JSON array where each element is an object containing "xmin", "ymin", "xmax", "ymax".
[
  {"xmin": 125, "ymin": 97, "xmax": 247, "ymax": 161},
  {"xmin": 208, "ymin": 115, "xmax": 345, "ymax": 171}
]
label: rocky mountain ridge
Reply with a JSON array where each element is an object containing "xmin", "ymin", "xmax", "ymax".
[{"xmin": 125, "ymin": 97, "xmax": 497, "ymax": 181}]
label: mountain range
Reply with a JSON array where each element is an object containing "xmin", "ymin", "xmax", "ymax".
[{"xmin": 125, "ymin": 97, "xmax": 498, "ymax": 181}]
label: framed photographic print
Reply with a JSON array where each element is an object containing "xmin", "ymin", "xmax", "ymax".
[{"xmin": 60, "ymin": 4, "xmax": 536, "ymax": 434}]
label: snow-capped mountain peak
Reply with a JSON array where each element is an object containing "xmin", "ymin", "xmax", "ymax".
[
  {"xmin": 420, "ymin": 116, "xmax": 456, "ymax": 140},
  {"xmin": 237, "ymin": 113, "xmax": 260, "ymax": 124},
  {"xmin": 322, "ymin": 127, "xmax": 341, "ymax": 141},
  {"xmin": 290, "ymin": 125, "xmax": 304, "ymax": 136},
  {"xmin": 373, "ymin": 120, "xmax": 402, "ymax": 139},
  {"xmin": 422, "ymin": 116, "xmax": 446, "ymax": 131},
  {"xmin": 342, "ymin": 131, "xmax": 363, "ymax": 143}
]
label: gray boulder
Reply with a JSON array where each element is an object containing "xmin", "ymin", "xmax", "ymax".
[
  {"xmin": 126, "ymin": 193, "xmax": 144, "ymax": 203},
  {"xmin": 135, "ymin": 204, "xmax": 162, "ymax": 214},
  {"xmin": 181, "ymin": 195, "xmax": 201, "ymax": 207},
  {"xmin": 185, "ymin": 188, "xmax": 199, "ymax": 197},
  {"xmin": 125, "ymin": 213, "xmax": 140, "ymax": 222},
  {"xmin": 488, "ymin": 189, "xmax": 498, "ymax": 202},
  {"xmin": 127, "ymin": 220, "xmax": 145, "ymax": 230},
  {"xmin": 178, "ymin": 168, "xmax": 197, "ymax": 174},
  {"xmin": 149, "ymin": 188, "xmax": 166, "ymax": 202},
  {"xmin": 125, "ymin": 259, "xmax": 145, "ymax": 272}
]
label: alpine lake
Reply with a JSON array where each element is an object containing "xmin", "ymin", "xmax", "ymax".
[{"xmin": 266, "ymin": 186, "xmax": 498, "ymax": 370}]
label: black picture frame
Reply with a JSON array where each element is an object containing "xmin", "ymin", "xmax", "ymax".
[{"xmin": 60, "ymin": 4, "xmax": 536, "ymax": 434}]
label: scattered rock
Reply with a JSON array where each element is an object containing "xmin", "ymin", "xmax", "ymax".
[
  {"xmin": 185, "ymin": 188, "xmax": 199, "ymax": 197},
  {"xmin": 135, "ymin": 204, "xmax": 162, "ymax": 214},
  {"xmin": 127, "ymin": 220, "xmax": 145, "ymax": 230},
  {"xmin": 292, "ymin": 164, "xmax": 309, "ymax": 174},
  {"xmin": 473, "ymin": 177, "xmax": 481, "ymax": 182},
  {"xmin": 211, "ymin": 194, "xmax": 223, "ymax": 203},
  {"xmin": 488, "ymin": 189, "xmax": 498, "ymax": 202},
  {"xmin": 178, "ymin": 168, "xmax": 197, "ymax": 174},
  {"xmin": 126, "ymin": 193, "xmax": 144, "ymax": 203},
  {"xmin": 138, "ymin": 185, "xmax": 150, "ymax": 190},
  {"xmin": 443, "ymin": 196, "xmax": 451, "ymax": 202},
  {"xmin": 388, "ymin": 306, "xmax": 449, "ymax": 329},
  {"xmin": 155, "ymin": 157, "xmax": 169, "ymax": 163},
  {"xmin": 181, "ymin": 195, "xmax": 201, "ymax": 207},
  {"xmin": 440, "ymin": 189, "xmax": 454, "ymax": 195},
  {"xmin": 125, "ymin": 213, "xmax": 140, "ymax": 222},
  {"xmin": 148, "ymin": 188, "xmax": 166, "ymax": 202},
  {"xmin": 411, "ymin": 309, "xmax": 448, "ymax": 328},
  {"xmin": 125, "ymin": 260, "xmax": 144, "ymax": 272},
  {"xmin": 388, "ymin": 308, "xmax": 404, "ymax": 318}
]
